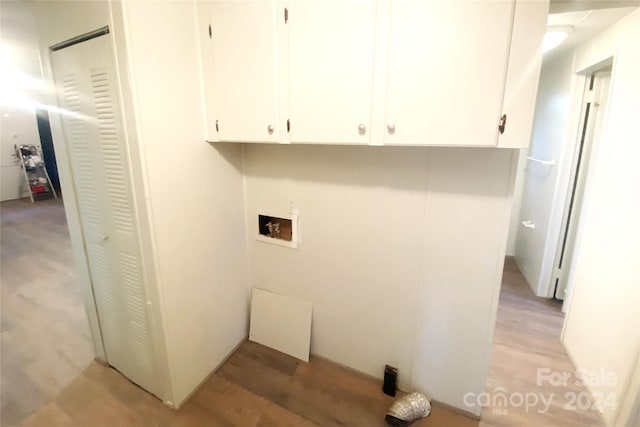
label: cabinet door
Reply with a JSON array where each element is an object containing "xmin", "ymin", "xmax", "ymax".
[
  {"xmin": 498, "ymin": 0, "xmax": 549, "ymax": 148},
  {"xmin": 287, "ymin": 0, "xmax": 377, "ymax": 144},
  {"xmin": 207, "ymin": 1, "xmax": 282, "ymax": 142},
  {"xmin": 197, "ymin": 1, "xmax": 218, "ymax": 142},
  {"xmin": 384, "ymin": 0, "xmax": 514, "ymax": 146}
]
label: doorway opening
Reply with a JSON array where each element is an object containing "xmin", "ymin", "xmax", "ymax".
[
  {"xmin": 484, "ymin": 5, "xmax": 628, "ymax": 424},
  {"xmin": 0, "ymin": 3, "xmax": 96, "ymax": 425},
  {"xmin": 550, "ymin": 66, "xmax": 612, "ymax": 309},
  {"xmin": 483, "ymin": 65, "xmax": 614, "ymax": 426}
]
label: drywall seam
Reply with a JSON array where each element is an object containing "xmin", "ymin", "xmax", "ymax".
[
  {"xmin": 240, "ymin": 142, "xmax": 253, "ymax": 303},
  {"xmin": 409, "ymin": 147, "xmax": 431, "ymax": 393}
]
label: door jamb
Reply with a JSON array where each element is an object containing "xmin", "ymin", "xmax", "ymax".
[
  {"xmin": 550, "ymin": 69, "xmax": 612, "ymax": 304},
  {"xmin": 538, "ymin": 56, "xmax": 615, "ymax": 299}
]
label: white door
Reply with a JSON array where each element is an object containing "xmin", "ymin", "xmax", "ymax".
[
  {"xmin": 287, "ymin": 0, "xmax": 377, "ymax": 144},
  {"xmin": 206, "ymin": 0, "xmax": 283, "ymax": 142},
  {"xmin": 554, "ymin": 71, "xmax": 611, "ymax": 305},
  {"xmin": 384, "ymin": 0, "xmax": 514, "ymax": 146},
  {"xmin": 51, "ymin": 33, "xmax": 161, "ymax": 397}
]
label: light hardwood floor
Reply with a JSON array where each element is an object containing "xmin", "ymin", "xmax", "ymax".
[
  {"xmin": 1, "ymin": 198, "xmax": 94, "ymax": 426},
  {"xmin": 3, "ymin": 199, "xmax": 603, "ymax": 426},
  {"xmin": 481, "ymin": 258, "xmax": 603, "ymax": 426}
]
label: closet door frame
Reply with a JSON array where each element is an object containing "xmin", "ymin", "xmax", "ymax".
[{"xmin": 42, "ymin": 18, "xmax": 173, "ymax": 404}]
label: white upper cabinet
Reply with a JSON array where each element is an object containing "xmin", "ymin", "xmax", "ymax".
[
  {"xmin": 198, "ymin": 0, "xmax": 547, "ymax": 148},
  {"xmin": 497, "ymin": 0, "xmax": 548, "ymax": 148},
  {"xmin": 383, "ymin": 0, "xmax": 514, "ymax": 146},
  {"xmin": 202, "ymin": 1, "xmax": 283, "ymax": 143},
  {"xmin": 287, "ymin": 0, "xmax": 377, "ymax": 144},
  {"xmin": 197, "ymin": 2, "xmax": 218, "ymax": 142}
]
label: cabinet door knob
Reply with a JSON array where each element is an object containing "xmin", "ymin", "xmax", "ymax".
[
  {"xmin": 387, "ymin": 123, "xmax": 396, "ymax": 134},
  {"xmin": 358, "ymin": 124, "xmax": 366, "ymax": 135},
  {"xmin": 100, "ymin": 234, "xmax": 109, "ymax": 242},
  {"xmin": 267, "ymin": 124, "xmax": 274, "ymax": 134}
]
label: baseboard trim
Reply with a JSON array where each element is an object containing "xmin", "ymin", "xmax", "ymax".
[
  {"xmin": 168, "ymin": 340, "xmax": 481, "ymax": 422},
  {"xmin": 310, "ymin": 352, "xmax": 386, "ymax": 385},
  {"xmin": 169, "ymin": 335, "xmax": 248, "ymax": 409},
  {"xmin": 561, "ymin": 340, "xmax": 607, "ymax": 426},
  {"xmin": 309, "ymin": 353, "xmax": 480, "ymax": 420}
]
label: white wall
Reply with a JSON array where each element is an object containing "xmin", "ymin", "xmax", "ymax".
[
  {"xmin": 562, "ymin": 9, "xmax": 640, "ymax": 426},
  {"xmin": 514, "ymin": 52, "xmax": 577, "ymax": 296},
  {"xmin": 244, "ymin": 144, "xmax": 515, "ymax": 415},
  {"xmin": 119, "ymin": 0, "xmax": 249, "ymax": 407},
  {"xmin": 0, "ymin": 1, "xmax": 43, "ymax": 201},
  {"xmin": 0, "ymin": 104, "xmax": 39, "ymax": 200},
  {"xmin": 616, "ymin": 354, "xmax": 640, "ymax": 426},
  {"xmin": 504, "ymin": 0, "xmax": 549, "ymax": 256},
  {"xmin": 506, "ymin": 148, "xmax": 526, "ymax": 255}
]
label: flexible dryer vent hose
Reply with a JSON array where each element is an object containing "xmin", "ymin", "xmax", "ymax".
[{"xmin": 385, "ymin": 392, "xmax": 431, "ymax": 426}]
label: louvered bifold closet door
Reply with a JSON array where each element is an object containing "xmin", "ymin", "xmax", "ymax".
[{"xmin": 51, "ymin": 34, "xmax": 161, "ymax": 398}]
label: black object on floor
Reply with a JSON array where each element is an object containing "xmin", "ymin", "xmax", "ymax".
[
  {"xmin": 383, "ymin": 364, "xmax": 398, "ymax": 396},
  {"xmin": 385, "ymin": 414, "xmax": 409, "ymax": 426}
]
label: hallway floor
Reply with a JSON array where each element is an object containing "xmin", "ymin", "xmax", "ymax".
[
  {"xmin": 0, "ymin": 198, "xmax": 94, "ymax": 426},
  {"xmin": 481, "ymin": 258, "xmax": 603, "ymax": 426},
  {"xmin": 3, "ymin": 200, "xmax": 603, "ymax": 426}
]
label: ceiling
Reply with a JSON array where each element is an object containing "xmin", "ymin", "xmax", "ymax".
[
  {"xmin": 549, "ymin": 0, "xmax": 640, "ymax": 14},
  {"xmin": 543, "ymin": 5, "xmax": 638, "ymax": 61}
]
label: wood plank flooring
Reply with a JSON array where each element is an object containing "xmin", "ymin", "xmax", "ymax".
[
  {"xmin": 20, "ymin": 341, "xmax": 479, "ymax": 427},
  {"xmin": 4, "ymin": 199, "xmax": 604, "ymax": 426},
  {"xmin": 1, "ymin": 198, "xmax": 94, "ymax": 426},
  {"xmin": 481, "ymin": 258, "xmax": 603, "ymax": 426}
]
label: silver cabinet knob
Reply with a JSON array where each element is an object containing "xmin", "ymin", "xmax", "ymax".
[
  {"xmin": 358, "ymin": 123, "xmax": 366, "ymax": 135},
  {"xmin": 387, "ymin": 123, "xmax": 396, "ymax": 134},
  {"xmin": 267, "ymin": 124, "xmax": 274, "ymax": 134}
]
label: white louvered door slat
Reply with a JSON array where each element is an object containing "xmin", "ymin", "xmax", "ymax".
[{"xmin": 51, "ymin": 34, "xmax": 161, "ymax": 398}]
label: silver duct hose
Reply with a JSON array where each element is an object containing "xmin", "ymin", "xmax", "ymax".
[{"xmin": 385, "ymin": 392, "xmax": 431, "ymax": 426}]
